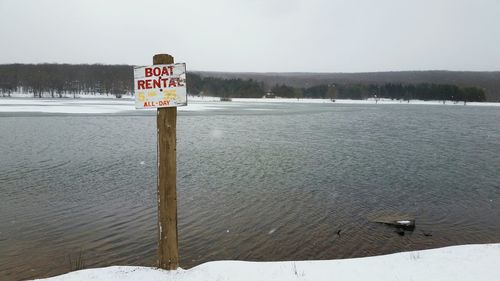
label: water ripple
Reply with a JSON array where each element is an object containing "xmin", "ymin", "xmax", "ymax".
[{"xmin": 1, "ymin": 105, "xmax": 500, "ymax": 280}]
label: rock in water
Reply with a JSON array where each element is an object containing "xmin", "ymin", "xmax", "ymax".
[{"xmin": 371, "ymin": 214, "xmax": 416, "ymax": 231}]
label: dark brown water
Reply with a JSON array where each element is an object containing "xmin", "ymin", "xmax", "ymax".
[{"xmin": 1, "ymin": 102, "xmax": 499, "ymax": 280}]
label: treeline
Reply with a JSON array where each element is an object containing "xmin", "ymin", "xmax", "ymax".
[
  {"xmin": 335, "ymin": 83, "xmax": 486, "ymax": 102},
  {"xmin": 189, "ymin": 78, "xmax": 486, "ymax": 102},
  {"xmin": 187, "ymin": 74, "xmax": 265, "ymax": 98},
  {"xmin": 0, "ymin": 64, "xmax": 133, "ymax": 98},
  {"xmin": 0, "ymin": 64, "xmax": 486, "ymax": 102},
  {"xmin": 273, "ymin": 83, "xmax": 485, "ymax": 102}
]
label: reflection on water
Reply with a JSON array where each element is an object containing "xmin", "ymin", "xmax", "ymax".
[{"xmin": 1, "ymin": 103, "xmax": 499, "ymax": 280}]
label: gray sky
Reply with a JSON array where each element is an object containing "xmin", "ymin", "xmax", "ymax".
[{"xmin": 0, "ymin": 0, "xmax": 499, "ymax": 72}]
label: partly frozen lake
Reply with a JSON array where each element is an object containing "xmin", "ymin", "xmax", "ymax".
[{"xmin": 1, "ymin": 99, "xmax": 499, "ymax": 280}]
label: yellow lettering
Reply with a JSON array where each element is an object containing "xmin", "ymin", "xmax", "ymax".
[{"xmin": 164, "ymin": 89, "xmax": 177, "ymax": 99}]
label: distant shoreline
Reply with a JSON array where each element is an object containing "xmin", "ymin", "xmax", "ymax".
[{"xmin": 1, "ymin": 94, "xmax": 499, "ymax": 115}]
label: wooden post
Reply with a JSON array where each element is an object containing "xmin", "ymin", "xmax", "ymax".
[{"xmin": 154, "ymin": 54, "xmax": 179, "ymax": 270}]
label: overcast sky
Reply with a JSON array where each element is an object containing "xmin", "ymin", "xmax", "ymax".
[{"xmin": 0, "ymin": 0, "xmax": 499, "ymax": 72}]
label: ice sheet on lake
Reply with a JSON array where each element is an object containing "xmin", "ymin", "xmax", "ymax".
[{"xmin": 1, "ymin": 95, "xmax": 499, "ymax": 114}]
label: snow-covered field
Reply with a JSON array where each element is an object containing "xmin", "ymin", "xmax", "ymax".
[
  {"xmin": 1, "ymin": 94, "xmax": 499, "ymax": 114},
  {"xmin": 35, "ymin": 243, "xmax": 500, "ymax": 281}
]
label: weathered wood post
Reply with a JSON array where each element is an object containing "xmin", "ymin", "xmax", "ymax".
[
  {"xmin": 154, "ymin": 54, "xmax": 179, "ymax": 270},
  {"xmin": 134, "ymin": 54, "xmax": 186, "ymax": 270}
]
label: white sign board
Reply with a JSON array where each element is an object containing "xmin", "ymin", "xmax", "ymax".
[{"xmin": 134, "ymin": 63, "xmax": 187, "ymax": 109}]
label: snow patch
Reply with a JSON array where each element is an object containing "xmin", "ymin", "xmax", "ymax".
[
  {"xmin": 34, "ymin": 244, "xmax": 500, "ymax": 281},
  {"xmin": 1, "ymin": 96, "xmax": 499, "ymax": 114}
]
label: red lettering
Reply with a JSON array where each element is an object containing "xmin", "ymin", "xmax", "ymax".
[
  {"xmin": 168, "ymin": 79, "xmax": 177, "ymax": 87},
  {"xmin": 137, "ymin": 80, "xmax": 145, "ymax": 89},
  {"xmin": 153, "ymin": 78, "xmax": 161, "ymax": 88},
  {"xmin": 161, "ymin": 67, "xmax": 169, "ymax": 76},
  {"xmin": 145, "ymin": 66, "xmax": 175, "ymax": 78},
  {"xmin": 161, "ymin": 78, "xmax": 168, "ymax": 88},
  {"xmin": 145, "ymin": 80, "xmax": 152, "ymax": 89}
]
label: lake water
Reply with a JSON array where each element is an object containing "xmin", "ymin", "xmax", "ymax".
[{"xmin": 1, "ymin": 102, "xmax": 499, "ymax": 280}]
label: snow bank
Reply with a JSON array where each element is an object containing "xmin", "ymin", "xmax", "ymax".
[
  {"xmin": 34, "ymin": 243, "xmax": 500, "ymax": 281},
  {"xmin": 191, "ymin": 96, "xmax": 500, "ymax": 107},
  {"xmin": 0, "ymin": 98, "xmax": 134, "ymax": 114},
  {"xmin": 0, "ymin": 98, "xmax": 221, "ymax": 113},
  {"xmin": 1, "ymin": 96, "xmax": 499, "ymax": 114}
]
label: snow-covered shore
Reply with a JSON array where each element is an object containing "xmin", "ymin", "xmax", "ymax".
[
  {"xmin": 1, "ymin": 95, "xmax": 499, "ymax": 114},
  {"xmin": 34, "ymin": 243, "xmax": 500, "ymax": 281}
]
